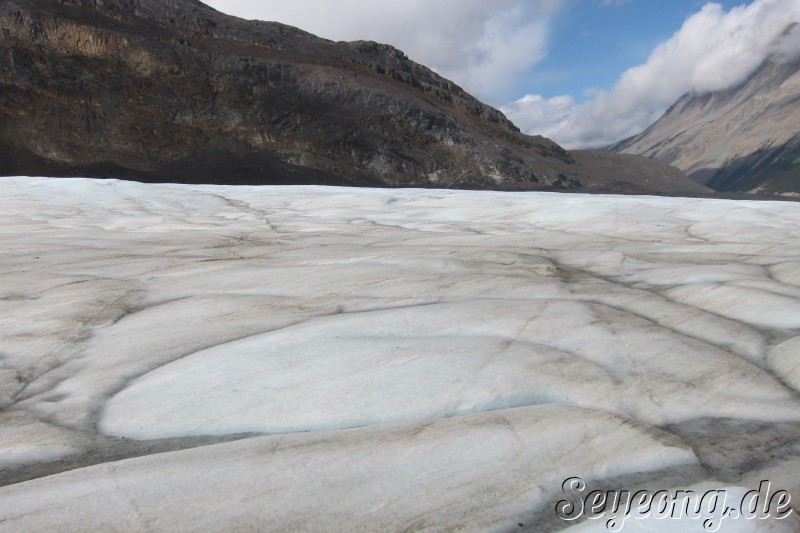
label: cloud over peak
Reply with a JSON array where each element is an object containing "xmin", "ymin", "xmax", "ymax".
[{"xmin": 504, "ymin": 0, "xmax": 800, "ymax": 148}]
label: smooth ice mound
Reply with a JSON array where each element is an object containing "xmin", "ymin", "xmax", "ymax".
[
  {"xmin": 101, "ymin": 297, "xmax": 799, "ymax": 439},
  {"xmin": 2, "ymin": 405, "xmax": 700, "ymax": 532}
]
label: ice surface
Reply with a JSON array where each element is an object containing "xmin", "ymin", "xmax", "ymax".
[
  {"xmin": 100, "ymin": 298, "xmax": 796, "ymax": 439},
  {"xmin": 0, "ymin": 177, "xmax": 799, "ymax": 530},
  {"xmin": 769, "ymin": 337, "xmax": 800, "ymax": 393},
  {"xmin": 0, "ymin": 405, "xmax": 697, "ymax": 532},
  {"xmin": 0, "ymin": 410, "xmax": 82, "ymax": 468},
  {"xmin": 663, "ymin": 284, "xmax": 800, "ymax": 329}
]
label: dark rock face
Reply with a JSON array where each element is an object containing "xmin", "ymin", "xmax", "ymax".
[
  {"xmin": 0, "ymin": 0, "xmax": 584, "ymax": 188},
  {"xmin": 570, "ymin": 150, "xmax": 711, "ymax": 195}
]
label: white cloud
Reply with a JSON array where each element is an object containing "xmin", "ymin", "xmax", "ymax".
[
  {"xmin": 504, "ymin": 0, "xmax": 800, "ymax": 148},
  {"xmin": 201, "ymin": 0, "xmax": 561, "ymax": 102},
  {"xmin": 771, "ymin": 22, "xmax": 800, "ymax": 61},
  {"xmin": 502, "ymin": 94, "xmax": 578, "ymax": 137}
]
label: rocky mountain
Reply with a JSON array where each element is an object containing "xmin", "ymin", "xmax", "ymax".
[
  {"xmin": 569, "ymin": 150, "xmax": 708, "ymax": 195},
  {"xmin": 0, "ymin": 0, "xmax": 705, "ymax": 193},
  {"xmin": 610, "ymin": 46, "xmax": 800, "ymax": 195}
]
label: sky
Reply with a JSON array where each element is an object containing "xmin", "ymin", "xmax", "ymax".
[{"xmin": 203, "ymin": 0, "xmax": 800, "ymax": 148}]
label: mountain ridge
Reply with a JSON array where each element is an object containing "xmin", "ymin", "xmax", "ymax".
[{"xmin": 0, "ymin": 0, "xmax": 706, "ymax": 194}]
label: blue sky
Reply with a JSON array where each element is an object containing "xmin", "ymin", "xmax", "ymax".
[
  {"xmin": 204, "ymin": 0, "xmax": 800, "ymax": 147},
  {"xmin": 531, "ymin": 0, "xmax": 743, "ymax": 102}
]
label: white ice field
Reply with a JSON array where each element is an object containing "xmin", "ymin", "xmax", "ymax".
[{"xmin": 0, "ymin": 176, "xmax": 799, "ymax": 532}]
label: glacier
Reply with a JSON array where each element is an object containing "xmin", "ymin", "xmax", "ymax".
[{"xmin": 0, "ymin": 177, "xmax": 798, "ymax": 532}]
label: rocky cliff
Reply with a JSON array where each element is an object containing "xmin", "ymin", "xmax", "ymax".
[
  {"xmin": 610, "ymin": 46, "xmax": 800, "ymax": 195},
  {"xmin": 1, "ymin": 0, "xmax": 702, "ymax": 193}
]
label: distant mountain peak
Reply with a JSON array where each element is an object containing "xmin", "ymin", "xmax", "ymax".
[{"xmin": 609, "ymin": 53, "xmax": 800, "ymax": 194}]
